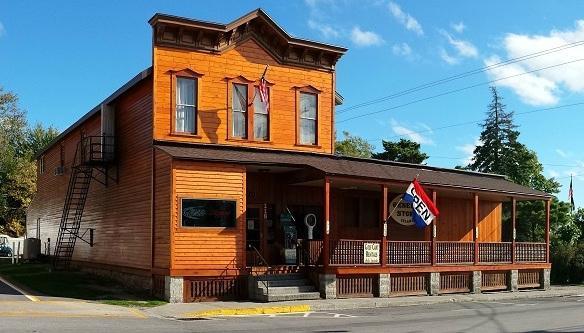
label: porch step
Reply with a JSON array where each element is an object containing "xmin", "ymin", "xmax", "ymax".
[
  {"xmin": 256, "ymin": 278, "xmax": 312, "ymax": 288},
  {"xmin": 255, "ymin": 291, "xmax": 321, "ymax": 302},
  {"xmin": 257, "ymin": 285, "xmax": 317, "ymax": 295},
  {"xmin": 250, "ymin": 273, "xmax": 321, "ymax": 302}
]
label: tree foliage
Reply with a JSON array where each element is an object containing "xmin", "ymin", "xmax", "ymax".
[
  {"xmin": 372, "ymin": 138, "xmax": 428, "ymax": 164},
  {"xmin": 0, "ymin": 87, "xmax": 59, "ymax": 236},
  {"xmin": 335, "ymin": 131, "xmax": 374, "ymax": 158}
]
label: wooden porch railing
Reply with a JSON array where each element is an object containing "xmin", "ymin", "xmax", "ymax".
[
  {"xmin": 298, "ymin": 239, "xmax": 323, "ymax": 266},
  {"xmin": 478, "ymin": 242, "xmax": 512, "ymax": 263},
  {"xmin": 515, "ymin": 242, "xmax": 547, "ymax": 262},
  {"xmin": 436, "ymin": 241, "xmax": 475, "ymax": 264},
  {"xmin": 322, "ymin": 240, "xmax": 546, "ymax": 266},
  {"xmin": 387, "ymin": 241, "xmax": 431, "ymax": 265},
  {"xmin": 330, "ymin": 239, "xmax": 382, "ymax": 266}
]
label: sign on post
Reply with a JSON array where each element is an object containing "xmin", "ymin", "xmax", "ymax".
[{"xmin": 363, "ymin": 242, "xmax": 380, "ymax": 264}]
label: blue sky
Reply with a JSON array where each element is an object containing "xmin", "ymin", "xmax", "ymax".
[{"xmin": 1, "ymin": 0, "xmax": 583, "ymax": 207}]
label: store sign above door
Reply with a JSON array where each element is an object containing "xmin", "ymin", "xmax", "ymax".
[{"xmin": 389, "ymin": 196, "xmax": 414, "ymax": 226}]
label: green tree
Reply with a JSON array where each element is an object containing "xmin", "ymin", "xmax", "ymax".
[
  {"xmin": 372, "ymin": 138, "xmax": 428, "ymax": 164},
  {"xmin": 335, "ymin": 131, "xmax": 374, "ymax": 158},
  {"xmin": 0, "ymin": 87, "xmax": 59, "ymax": 236},
  {"xmin": 466, "ymin": 86, "xmax": 572, "ymax": 243}
]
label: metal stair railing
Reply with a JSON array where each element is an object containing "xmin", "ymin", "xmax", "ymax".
[{"xmin": 248, "ymin": 245, "xmax": 271, "ymax": 297}]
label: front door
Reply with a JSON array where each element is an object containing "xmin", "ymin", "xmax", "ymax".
[{"xmin": 246, "ymin": 205, "xmax": 267, "ymax": 266}]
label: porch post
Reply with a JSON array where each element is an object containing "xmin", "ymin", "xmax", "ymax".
[
  {"xmin": 473, "ymin": 193, "xmax": 479, "ymax": 265},
  {"xmin": 431, "ymin": 190, "xmax": 437, "ymax": 266},
  {"xmin": 380, "ymin": 184, "xmax": 388, "ymax": 268},
  {"xmin": 545, "ymin": 199, "xmax": 551, "ymax": 263},
  {"xmin": 323, "ymin": 176, "xmax": 331, "ymax": 269},
  {"xmin": 511, "ymin": 197, "xmax": 516, "ymax": 264}
]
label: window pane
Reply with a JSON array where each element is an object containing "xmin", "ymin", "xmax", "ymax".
[
  {"xmin": 300, "ymin": 118, "xmax": 316, "ymax": 145},
  {"xmin": 232, "ymin": 84, "xmax": 248, "ymax": 138},
  {"xmin": 300, "ymin": 93, "xmax": 317, "ymax": 119},
  {"xmin": 254, "ymin": 113, "xmax": 268, "ymax": 140},
  {"xmin": 176, "ymin": 105, "xmax": 196, "ymax": 133},
  {"xmin": 177, "ymin": 77, "xmax": 196, "ymax": 106},
  {"xmin": 253, "ymin": 87, "xmax": 268, "ymax": 114},
  {"xmin": 233, "ymin": 111, "xmax": 246, "ymax": 137},
  {"xmin": 233, "ymin": 84, "xmax": 247, "ymax": 112}
]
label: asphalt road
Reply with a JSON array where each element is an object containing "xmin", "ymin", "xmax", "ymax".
[
  {"xmin": 0, "ymin": 278, "xmax": 28, "ymax": 301},
  {"xmin": 0, "ymin": 295, "xmax": 583, "ymax": 332}
]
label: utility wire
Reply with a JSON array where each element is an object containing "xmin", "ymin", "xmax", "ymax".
[
  {"xmin": 336, "ymin": 57, "xmax": 584, "ymax": 124},
  {"xmin": 337, "ymin": 39, "xmax": 584, "ymax": 115},
  {"xmin": 363, "ymin": 102, "xmax": 584, "ymax": 142}
]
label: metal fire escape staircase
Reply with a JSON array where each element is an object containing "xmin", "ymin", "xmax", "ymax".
[{"xmin": 52, "ymin": 135, "xmax": 116, "ymax": 270}]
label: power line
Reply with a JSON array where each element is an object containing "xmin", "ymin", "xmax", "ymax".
[
  {"xmin": 426, "ymin": 155, "xmax": 584, "ymax": 169},
  {"xmin": 362, "ymin": 102, "xmax": 584, "ymax": 142},
  {"xmin": 336, "ymin": 57, "xmax": 584, "ymax": 124},
  {"xmin": 337, "ymin": 39, "xmax": 584, "ymax": 115}
]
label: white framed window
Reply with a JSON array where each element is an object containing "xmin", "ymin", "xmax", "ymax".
[
  {"xmin": 176, "ymin": 77, "xmax": 197, "ymax": 134},
  {"xmin": 299, "ymin": 92, "xmax": 317, "ymax": 145},
  {"xmin": 232, "ymin": 83, "xmax": 248, "ymax": 138},
  {"xmin": 253, "ymin": 87, "xmax": 269, "ymax": 141}
]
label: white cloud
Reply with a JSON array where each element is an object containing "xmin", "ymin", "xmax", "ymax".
[
  {"xmin": 441, "ymin": 31, "xmax": 478, "ymax": 58},
  {"xmin": 456, "ymin": 138, "xmax": 481, "ymax": 165},
  {"xmin": 451, "ymin": 21, "xmax": 466, "ymax": 33},
  {"xmin": 392, "ymin": 42, "xmax": 412, "ymax": 56},
  {"xmin": 308, "ymin": 20, "xmax": 340, "ymax": 39},
  {"xmin": 0, "ymin": 21, "xmax": 5, "ymax": 37},
  {"xmin": 556, "ymin": 148, "xmax": 571, "ymax": 158},
  {"xmin": 388, "ymin": 1, "xmax": 424, "ymax": 36},
  {"xmin": 350, "ymin": 26, "xmax": 384, "ymax": 47},
  {"xmin": 548, "ymin": 169, "xmax": 560, "ymax": 178},
  {"xmin": 488, "ymin": 20, "xmax": 584, "ymax": 106},
  {"xmin": 484, "ymin": 55, "xmax": 558, "ymax": 106},
  {"xmin": 440, "ymin": 48, "xmax": 459, "ymax": 65},
  {"xmin": 390, "ymin": 119, "xmax": 434, "ymax": 145}
]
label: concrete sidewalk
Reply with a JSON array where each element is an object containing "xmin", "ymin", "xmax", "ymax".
[{"xmin": 145, "ymin": 285, "xmax": 584, "ymax": 319}]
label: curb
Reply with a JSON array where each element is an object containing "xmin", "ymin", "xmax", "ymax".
[{"xmin": 180, "ymin": 304, "xmax": 311, "ymax": 318}]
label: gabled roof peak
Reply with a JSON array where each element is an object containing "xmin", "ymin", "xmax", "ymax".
[{"xmin": 149, "ymin": 9, "xmax": 347, "ymax": 71}]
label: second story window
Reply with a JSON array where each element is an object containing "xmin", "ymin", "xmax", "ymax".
[
  {"xmin": 299, "ymin": 92, "xmax": 317, "ymax": 145},
  {"xmin": 253, "ymin": 87, "xmax": 269, "ymax": 141},
  {"xmin": 232, "ymin": 83, "xmax": 248, "ymax": 138},
  {"xmin": 176, "ymin": 77, "xmax": 197, "ymax": 134}
]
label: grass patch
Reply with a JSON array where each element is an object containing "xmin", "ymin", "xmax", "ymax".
[{"xmin": 0, "ymin": 259, "xmax": 166, "ymax": 308}]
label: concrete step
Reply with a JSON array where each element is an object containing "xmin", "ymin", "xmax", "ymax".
[
  {"xmin": 256, "ymin": 279, "xmax": 312, "ymax": 288},
  {"xmin": 255, "ymin": 273, "xmax": 305, "ymax": 281},
  {"xmin": 256, "ymin": 291, "xmax": 322, "ymax": 302},
  {"xmin": 257, "ymin": 285, "xmax": 317, "ymax": 295}
]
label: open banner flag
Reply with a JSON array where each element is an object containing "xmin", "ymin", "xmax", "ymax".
[{"xmin": 402, "ymin": 179, "xmax": 440, "ymax": 229}]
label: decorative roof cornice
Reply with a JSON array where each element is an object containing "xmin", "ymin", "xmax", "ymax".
[{"xmin": 149, "ymin": 8, "xmax": 347, "ymax": 71}]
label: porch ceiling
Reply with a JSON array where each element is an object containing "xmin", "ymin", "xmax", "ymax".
[{"xmin": 155, "ymin": 142, "xmax": 552, "ymax": 201}]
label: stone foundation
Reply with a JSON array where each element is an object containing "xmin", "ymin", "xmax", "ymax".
[
  {"xmin": 472, "ymin": 271, "xmax": 482, "ymax": 294},
  {"xmin": 541, "ymin": 268, "xmax": 551, "ymax": 290},
  {"xmin": 509, "ymin": 269, "xmax": 519, "ymax": 292},
  {"xmin": 378, "ymin": 273, "xmax": 390, "ymax": 298},
  {"xmin": 70, "ymin": 261, "xmax": 152, "ymax": 293},
  {"xmin": 165, "ymin": 276, "xmax": 184, "ymax": 303},
  {"xmin": 429, "ymin": 272, "xmax": 440, "ymax": 296},
  {"xmin": 319, "ymin": 273, "xmax": 337, "ymax": 299}
]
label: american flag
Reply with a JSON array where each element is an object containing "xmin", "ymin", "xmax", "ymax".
[
  {"xmin": 259, "ymin": 77, "xmax": 269, "ymax": 105},
  {"xmin": 569, "ymin": 175, "xmax": 575, "ymax": 211}
]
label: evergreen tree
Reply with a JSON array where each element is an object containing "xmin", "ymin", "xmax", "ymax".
[{"xmin": 372, "ymin": 138, "xmax": 429, "ymax": 164}]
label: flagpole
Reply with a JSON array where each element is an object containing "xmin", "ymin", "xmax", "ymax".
[{"xmin": 383, "ymin": 173, "xmax": 420, "ymax": 223}]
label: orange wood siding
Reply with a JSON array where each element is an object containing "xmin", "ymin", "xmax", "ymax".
[
  {"xmin": 153, "ymin": 149, "xmax": 172, "ymax": 269},
  {"xmin": 171, "ymin": 160, "xmax": 246, "ymax": 276},
  {"xmin": 153, "ymin": 38, "xmax": 335, "ymax": 153},
  {"xmin": 478, "ymin": 200, "xmax": 503, "ymax": 242},
  {"xmin": 26, "ymin": 78, "xmax": 154, "ymax": 272}
]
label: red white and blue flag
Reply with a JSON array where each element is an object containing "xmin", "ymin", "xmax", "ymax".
[{"xmin": 402, "ymin": 179, "xmax": 440, "ymax": 229}]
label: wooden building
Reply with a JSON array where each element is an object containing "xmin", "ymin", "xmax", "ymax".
[{"xmin": 27, "ymin": 9, "xmax": 552, "ymax": 302}]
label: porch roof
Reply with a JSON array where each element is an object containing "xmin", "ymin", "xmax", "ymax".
[{"xmin": 155, "ymin": 142, "xmax": 553, "ymax": 200}]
